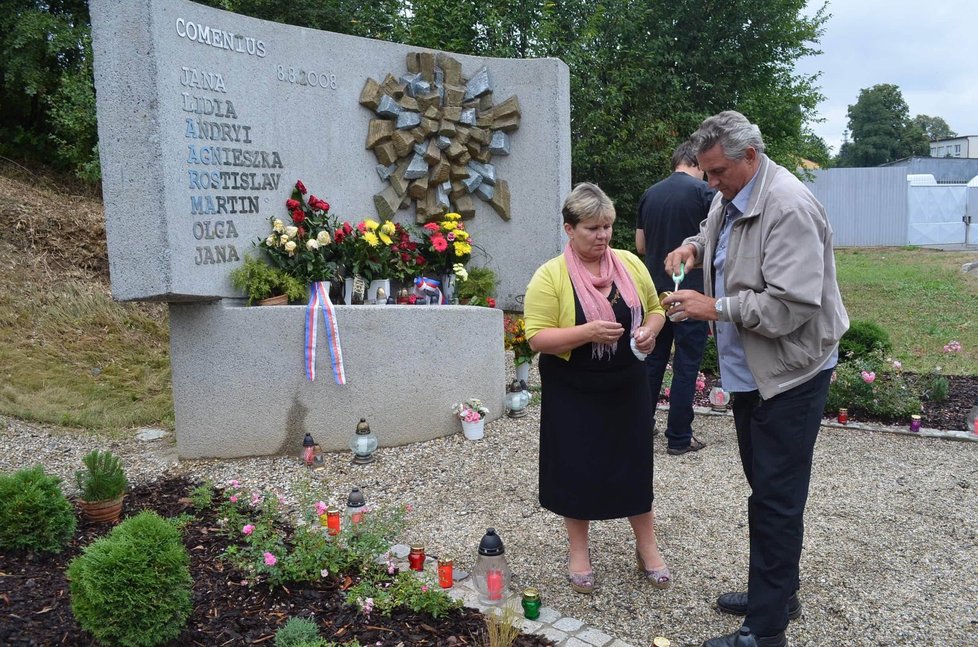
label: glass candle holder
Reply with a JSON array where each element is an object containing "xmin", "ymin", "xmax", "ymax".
[
  {"xmin": 437, "ymin": 558, "xmax": 453, "ymax": 589},
  {"xmin": 521, "ymin": 588, "xmax": 541, "ymax": 620},
  {"xmin": 326, "ymin": 507, "xmax": 341, "ymax": 536},
  {"xmin": 910, "ymin": 415, "xmax": 921, "ymax": 433},
  {"xmin": 408, "ymin": 544, "xmax": 426, "ymax": 572},
  {"xmin": 837, "ymin": 408, "xmax": 848, "ymax": 425}
]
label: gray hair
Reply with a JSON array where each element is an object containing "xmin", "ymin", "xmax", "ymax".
[
  {"xmin": 562, "ymin": 182, "xmax": 616, "ymax": 226},
  {"xmin": 690, "ymin": 110, "xmax": 766, "ymax": 160}
]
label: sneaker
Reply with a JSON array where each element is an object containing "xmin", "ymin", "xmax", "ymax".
[{"xmin": 667, "ymin": 436, "xmax": 706, "ymax": 456}]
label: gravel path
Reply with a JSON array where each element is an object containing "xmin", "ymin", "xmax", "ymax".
[{"xmin": 3, "ymin": 373, "xmax": 976, "ymax": 646}]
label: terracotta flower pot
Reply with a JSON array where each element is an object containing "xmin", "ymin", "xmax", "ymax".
[
  {"xmin": 258, "ymin": 293, "xmax": 288, "ymax": 306},
  {"xmin": 79, "ymin": 495, "xmax": 125, "ymax": 523}
]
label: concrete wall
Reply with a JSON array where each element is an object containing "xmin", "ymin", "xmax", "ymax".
[{"xmin": 170, "ymin": 302, "xmax": 505, "ymax": 458}]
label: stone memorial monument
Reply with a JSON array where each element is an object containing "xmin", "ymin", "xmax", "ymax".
[{"xmin": 89, "ymin": 0, "xmax": 569, "ymax": 458}]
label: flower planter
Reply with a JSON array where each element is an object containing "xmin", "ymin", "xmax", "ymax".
[
  {"xmin": 461, "ymin": 418, "xmax": 485, "ymax": 441},
  {"xmin": 79, "ymin": 495, "xmax": 125, "ymax": 523},
  {"xmin": 258, "ymin": 294, "xmax": 288, "ymax": 306},
  {"xmin": 515, "ymin": 362, "xmax": 530, "ymax": 386}
]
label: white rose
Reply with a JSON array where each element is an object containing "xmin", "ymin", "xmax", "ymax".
[
  {"xmin": 285, "ymin": 226, "xmax": 299, "ymax": 238},
  {"xmin": 265, "ymin": 235, "xmax": 276, "ymax": 247},
  {"xmin": 306, "ymin": 239, "xmax": 319, "ymax": 250},
  {"xmin": 280, "ymin": 235, "xmax": 290, "ymax": 244},
  {"xmin": 273, "ymin": 219, "xmax": 284, "ymax": 233},
  {"xmin": 284, "ymin": 241, "xmax": 297, "ymax": 255},
  {"xmin": 316, "ymin": 230, "xmax": 331, "ymax": 245}
]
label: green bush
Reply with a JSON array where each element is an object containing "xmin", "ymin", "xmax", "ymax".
[
  {"xmin": 839, "ymin": 320, "xmax": 892, "ymax": 362},
  {"xmin": 0, "ymin": 466, "xmax": 77, "ymax": 554},
  {"xmin": 456, "ymin": 266, "xmax": 497, "ymax": 304},
  {"xmin": 825, "ymin": 362, "xmax": 921, "ymax": 423},
  {"xmin": 230, "ymin": 255, "xmax": 307, "ymax": 304},
  {"xmin": 920, "ymin": 371, "xmax": 950, "ymax": 403},
  {"xmin": 700, "ymin": 334, "xmax": 719, "ymax": 376},
  {"xmin": 75, "ymin": 449, "xmax": 128, "ymax": 502},
  {"xmin": 275, "ymin": 617, "xmax": 321, "ymax": 647},
  {"xmin": 68, "ymin": 511, "xmax": 192, "ymax": 647}
]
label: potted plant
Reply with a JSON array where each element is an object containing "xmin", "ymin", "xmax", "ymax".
[
  {"xmin": 456, "ymin": 266, "xmax": 498, "ymax": 306},
  {"xmin": 230, "ymin": 255, "xmax": 307, "ymax": 305},
  {"xmin": 452, "ymin": 399, "xmax": 490, "ymax": 441},
  {"xmin": 76, "ymin": 449, "xmax": 128, "ymax": 523},
  {"xmin": 504, "ymin": 316, "xmax": 537, "ymax": 385}
]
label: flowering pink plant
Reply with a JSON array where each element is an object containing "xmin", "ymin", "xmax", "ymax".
[
  {"xmin": 860, "ymin": 370, "xmax": 876, "ymax": 383},
  {"xmin": 943, "ymin": 340, "xmax": 962, "ymax": 353}
]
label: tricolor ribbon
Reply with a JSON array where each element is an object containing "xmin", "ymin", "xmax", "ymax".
[
  {"xmin": 414, "ymin": 276, "xmax": 444, "ymax": 304},
  {"xmin": 304, "ymin": 281, "xmax": 346, "ymax": 384}
]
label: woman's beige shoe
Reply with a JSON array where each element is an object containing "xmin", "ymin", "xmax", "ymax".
[{"xmin": 636, "ymin": 547, "xmax": 672, "ymax": 590}]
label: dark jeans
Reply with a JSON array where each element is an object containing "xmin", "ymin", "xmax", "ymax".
[
  {"xmin": 732, "ymin": 368, "xmax": 832, "ymax": 637},
  {"xmin": 645, "ymin": 317, "xmax": 709, "ymax": 449}
]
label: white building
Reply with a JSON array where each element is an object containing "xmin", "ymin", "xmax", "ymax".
[{"xmin": 930, "ymin": 135, "xmax": 978, "ymax": 158}]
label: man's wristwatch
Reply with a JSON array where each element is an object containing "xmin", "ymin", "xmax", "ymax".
[{"xmin": 714, "ymin": 298, "xmax": 724, "ymax": 319}]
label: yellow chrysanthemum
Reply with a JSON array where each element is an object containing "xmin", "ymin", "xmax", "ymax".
[
  {"xmin": 443, "ymin": 221, "xmax": 458, "ymax": 231},
  {"xmin": 380, "ymin": 220, "xmax": 396, "ymax": 235},
  {"xmin": 454, "ymin": 241, "xmax": 472, "ymax": 256},
  {"xmin": 379, "ymin": 232, "xmax": 393, "ymax": 245},
  {"xmin": 454, "ymin": 229, "xmax": 469, "ymax": 241},
  {"xmin": 363, "ymin": 231, "xmax": 379, "ymax": 247},
  {"xmin": 363, "ymin": 219, "xmax": 379, "ymax": 231},
  {"xmin": 446, "ymin": 212, "xmax": 462, "ymax": 221}
]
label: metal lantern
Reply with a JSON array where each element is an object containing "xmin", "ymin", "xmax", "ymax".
[
  {"xmin": 505, "ymin": 379, "xmax": 531, "ymax": 418},
  {"xmin": 346, "ymin": 486, "xmax": 367, "ymax": 526},
  {"xmin": 471, "ymin": 527, "xmax": 512, "ymax": 604},
  {"xmin": 349, "ymin": 418, "xmax": 378, "ymax": 464}
]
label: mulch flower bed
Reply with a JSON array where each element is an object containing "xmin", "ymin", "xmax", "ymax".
[{"xmin": 0, "ymin": 477, "xmax": 555, "ymax": 646}]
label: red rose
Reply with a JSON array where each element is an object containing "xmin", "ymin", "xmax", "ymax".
[
  {"xmin": 357, "ymin": 222, "xmax": 367, "ymax": 233},
  {"xmin": 296, "ymin": 226, "xmax": 305, "ymax": 238},
  {"xmin": 415, "ymin": 255, "xmax": 426, "ymax": 266},
  {"xmin": 342, "ymin": 222, "xmax": 353, "ymax": 235},
  {"xmin": 401, "ymin": 252, "xmax": 411, "ymax": 262},
  {"xmin": 295, "ymin": 180, "xmax": 307, "ymax": 194},
  {"xmin": 487, "ymin": 298, "xmax": 496, "ymax": 308},
  {"xmin": 334, "ymin": 230, "xmax": 345, "ymax": 243},
  {"xmin": 291, "ymin": 209, "xmax": 305, "ymax": 224},
  {"xmin": 286, "ymin": 199, "xmax": 300, "ymax": 210}
]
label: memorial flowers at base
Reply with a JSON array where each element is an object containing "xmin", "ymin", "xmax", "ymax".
[
  {"xmin": 260, "ymin": 180, "xmax": 341, "ymax": 285},
  {"xmin": 504, "ymin": 315, "xmax": 537, "ymax": 366},
  {"xmin": 419, "ymin": 212, "xmax": 473, "ymax": 275},
  {"xmin": 333, "ymin": 218, "xmax": 426, "ymax": 283}
]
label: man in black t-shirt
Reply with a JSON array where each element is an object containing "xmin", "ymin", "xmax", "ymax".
[{"xmin": 636, "ymin": 141, "xmax": 716, "ymax": 455}]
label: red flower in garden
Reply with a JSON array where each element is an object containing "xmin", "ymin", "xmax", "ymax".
[
  {"xmin": 487, "ymin": 297, "xmax": 496, "ymax": 308},
  {"xmin": 295, "ymin": 180, "xmax": 307, "ymax": 194},
  {"xmin": 291, "ymin": 209, "xmax": 305, "ymax": 224},
  {"xmin": 286, "ymin": 199, "xmax": 300, "ymax": 211}
]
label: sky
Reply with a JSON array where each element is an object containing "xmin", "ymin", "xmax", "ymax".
[{"xmin": 795, "ymin": 0, "xmax": 978, "ymax": 155}]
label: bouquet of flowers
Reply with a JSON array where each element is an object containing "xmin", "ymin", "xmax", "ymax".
[
  {"xmin": 504, "ymin": 316, "xmax": 537, "ymax": 366},
  {"xmin": 386, "ymin": 221, "xmax": 428, "ymax": 283},
  {"xmin": 452, "ymin": 398, "xmax": 489, "ymax": 423},
  {"xmin": 260, "ymin": 180, "xmax": 340, "ymax": 285},
  {"xmin": 419, "ymin": 212, "xmax": 473, "ymax": 275}
]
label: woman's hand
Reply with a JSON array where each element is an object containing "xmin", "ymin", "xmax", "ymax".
[
  {"xmin": 632, "ymin": 326, "xmax": 657, "ymax": 354},
  {"xmin": 588, "ymin": 320, "xmax": 624, "ymax": 345}
]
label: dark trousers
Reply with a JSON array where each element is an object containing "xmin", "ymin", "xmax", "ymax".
[
  {"xmin": 731, "ymin": 369, "xmax": 832, "ymax": 637},
  {"xmin": 645, "ymin": 318, "xmax": 709, "ymax": 449}
]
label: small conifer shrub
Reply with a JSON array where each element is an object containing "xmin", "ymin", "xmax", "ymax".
[{"xmin": 0, "ymin": 465, "xmax": 77, "ymax": 553}]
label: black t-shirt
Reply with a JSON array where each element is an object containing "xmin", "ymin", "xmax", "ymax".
[{"xmin": 636, "ymin": 172, "xmax": 716, "ymax": 293}]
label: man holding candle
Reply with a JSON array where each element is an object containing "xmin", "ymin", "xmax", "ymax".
[{"xmin": 662, "ymin": 111, "xmax": 849, "ymax": 647}]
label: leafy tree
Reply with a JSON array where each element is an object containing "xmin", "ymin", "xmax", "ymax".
[
  {"xmin": 912, "ymin": 114, "xmax": 956, "ymax": 142},
  {"xmin": 835, "ymin": 83, "xmax": 929, "ymax": 167}
]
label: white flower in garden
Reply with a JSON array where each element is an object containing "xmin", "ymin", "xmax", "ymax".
[
  {"xmin": 284, "ymin": 241, "xmax": 297, "ymax": 255},
  {"xmin": 273, "ymin": 219, "xmax": 284, "ymax": 233},
  {"xmin": 306, "ymin": 239, "xmax": 319, "ymax": 250},
  {"xmin": 285, "ymin": 225, "xmax": 298, "ymax": 238},
  {"xmin": 316, "ymin": 230, "xmax": 331, "ymax": 245}
]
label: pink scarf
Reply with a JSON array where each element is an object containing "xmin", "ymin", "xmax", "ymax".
[{"xmin": 563, "ymin": 243, "xmax": 643, "ymax": 359}]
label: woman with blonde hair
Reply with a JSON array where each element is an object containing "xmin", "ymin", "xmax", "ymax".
[{"xmin": 524, "ymin": 182, "xmax": 670, "ymax": 593}]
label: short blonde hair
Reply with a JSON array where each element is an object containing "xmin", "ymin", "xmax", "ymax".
[{"xmin": 562, "ymin": 182, "xmax": 615, "ymax": 226}]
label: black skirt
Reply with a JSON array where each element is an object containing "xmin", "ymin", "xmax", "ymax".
[{"xmin": 538, "ymin": 284, "xmax": 654, "ymax": 520}]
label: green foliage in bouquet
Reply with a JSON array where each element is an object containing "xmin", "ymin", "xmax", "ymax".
[
  {"xmin": 68, "ymin": 511, "xmax": 192, "ymax": 647},
  {"xmin": 0, "ymin": 466, "xmax": 77, "ymax": 554}
]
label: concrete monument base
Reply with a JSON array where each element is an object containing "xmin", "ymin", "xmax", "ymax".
[{"xmin": 170, "ymin": 301, "xmax": 504, "ymax": 459}]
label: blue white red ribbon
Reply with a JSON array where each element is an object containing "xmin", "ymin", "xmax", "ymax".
[
  {"xmin": 414, "ymin": 276, "xmax": 444, "ymax": 304},
  {"xmin": 304, "ymin": 281, "xmax": 346, "ymax": 384}
]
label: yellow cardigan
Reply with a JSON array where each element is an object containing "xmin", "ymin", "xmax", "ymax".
[{"xmin": 524, "ymin": 249, "xmax": 665, "ymax": 361}]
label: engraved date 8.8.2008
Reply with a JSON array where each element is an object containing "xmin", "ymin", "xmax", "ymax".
[{"xmin": 275, "ymin": 65, "xmax": 337, "ymax": 90}]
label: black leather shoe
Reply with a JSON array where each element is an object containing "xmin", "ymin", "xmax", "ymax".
[
  {"xmin": 716, "ymin": 591, "xmax": 802, "ymax": 620},
  {"xmin": 702, "ymin": 626, "xmax": 787, "ymax": 647}
]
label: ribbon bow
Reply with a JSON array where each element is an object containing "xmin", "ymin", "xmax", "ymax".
[{"xmin": 413, "ymin": 276, "xmax": 444, "ymax": 304}]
